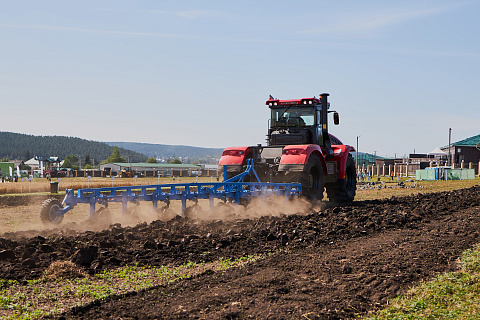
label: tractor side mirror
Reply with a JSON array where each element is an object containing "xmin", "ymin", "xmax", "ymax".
[{"xmin": 333, "ymin": 112, "xmax": 340, "ymax": 125}]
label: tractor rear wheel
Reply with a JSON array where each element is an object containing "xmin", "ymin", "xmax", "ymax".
[
  {"xmin": 326, "ymin": 154, "xmax": 357, "ymax": 204},
  {"xmin": 300, "ymin": 153, "xmax": 324, "ymax": 200},
  {"xmin": 40, "ymin": 198, "xmax": 64, "ymax": 225}
]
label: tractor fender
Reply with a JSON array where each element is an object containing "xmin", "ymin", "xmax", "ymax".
[
  {"xmin": 330, "ymin": 145, "xmax": 355, "ymax": 179},
  {"xmin": 218, "ymin": 146, "xmax": 253, "ymax": 173},
  {"xmin": 278, "ymin": 144, "xmax": 327, "ymax": 175}
]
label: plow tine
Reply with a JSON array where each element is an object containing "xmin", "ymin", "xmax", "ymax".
[
  {"xmin": 209, "ymin": 192, "xmax": 214, "ymax": 211},
  {"xmin": 89, "ymin": 197, "xmax": 96, "ymax": 220},
  {"xmin": 122, "ymin": 194, "xmax": 128, "ymax": 215},
  {"xmin": 181, "ymin": 193, "xmax": 187, "ymax": 217}
]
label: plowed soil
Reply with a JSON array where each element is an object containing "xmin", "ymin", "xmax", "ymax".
[{"xmin": 1, "ymin": 186, "xmax": 480, "ymax": 319}]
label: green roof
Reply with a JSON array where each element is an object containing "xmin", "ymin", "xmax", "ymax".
[
  {"xmin": 452, "ymin": 134, "xmax": 480, "ymax": 147},
  {"xmin": 111, "ymin": 163, "xmax": 200, "ymax": 169}
]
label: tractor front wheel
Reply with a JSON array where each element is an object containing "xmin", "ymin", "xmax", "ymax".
[
  {"xmin": 300, "ymin": 153, "xmax": 324, "ymax": 200},
  {"xmin": 40, "ymin": 198, "xmax": 64, "ymax": 225}
]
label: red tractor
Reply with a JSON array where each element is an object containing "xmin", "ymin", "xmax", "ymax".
[
  {"xmin": 44, "ymin": 167, "xmax": 68, "ymax": 179},
  {"xmin": 218, "ymin": 93, "xmax": 357, "ymax": 203}
]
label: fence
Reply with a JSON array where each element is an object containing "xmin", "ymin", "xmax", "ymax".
[
  {"xmin": 357, "ymin": 161, "xmax": 480, "ymax": 180},
  {"xmin": 69, "ymin": 168, "xmax": 221, "ymax": 178}
]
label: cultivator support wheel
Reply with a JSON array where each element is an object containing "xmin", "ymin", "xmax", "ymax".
[{"xmin": 40, "ymin": 198, "xmax": 64, "ymax": 225}]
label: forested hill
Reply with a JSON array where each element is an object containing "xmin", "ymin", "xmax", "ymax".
[
  {"xmin": 106, "ymin": 142, "xmax": 223, "ymax": 159},
  {"xmin": 0, "ymin": 132, "xmax": 147, "ymax": 162}
]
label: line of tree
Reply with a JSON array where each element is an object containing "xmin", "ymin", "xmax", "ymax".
[
  {"xmin": 0, "ymin": 132, "xmax": 147, "ymax": 163},
  {"xmin": 106, "ymin": 141, "xmax": 223, "ymax": 159}
]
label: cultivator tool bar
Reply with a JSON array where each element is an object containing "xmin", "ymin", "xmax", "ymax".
[
  {"xmin": 57, "ymin": 181, "xmax": 300, "ymax": 219},
  {"xmin": 41, "ymin": 159, "xmax": 301, "ymax": 224},
  {"xmin": 40, "ymin": 161, "xmax": 300, "ymax": 224}
]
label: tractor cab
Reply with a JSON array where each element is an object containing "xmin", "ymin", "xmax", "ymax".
[{"xmin": 266, "ymin": 94, "xmax": 339, "ymax": 149}]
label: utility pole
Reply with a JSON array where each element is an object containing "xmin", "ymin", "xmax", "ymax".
[
  {"xmin": 75, "ymin": 155, "xmax": 82, "ymax": 170},
  {"xmin": 448, "ymin": 128, "xmax": 452, "ymax": 167},
  {"xmin": 356, "ymin": 136, "xmax": 360, "ymax": 167}
]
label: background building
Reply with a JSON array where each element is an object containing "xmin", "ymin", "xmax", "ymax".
[
  {"xmin": 441, "ymin": 134, "xmax": 480, "ymax": 167},
  {"xmin": 99, "ymin": 162, "xmax": 218, "ymax": 177}
]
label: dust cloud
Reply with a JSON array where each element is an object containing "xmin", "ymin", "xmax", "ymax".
[{"xmin": 0, "ymin": 196, "xmax": 322, "ymax": 237}]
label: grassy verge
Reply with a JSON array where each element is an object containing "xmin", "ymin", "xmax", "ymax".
[
  {"xmin": 0, "ymin": 255, "xmax": 259, "ymax": 320},
  {"xmin": 366, "ymin": 245, "xmax": 480, "ymax": 319},
  {"xmin": 354, "ymin": 177, "xmax": 480, "ymax": 201}
]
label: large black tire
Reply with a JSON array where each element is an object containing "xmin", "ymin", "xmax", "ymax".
[
  {"xmin": 40, "ymin": 198, "xmax": 64, "ymax": 225},
  {"xmin": 300, "ymin": 153, "xmax": 324, "ymax": 200},
  {"xmin": 326, "ymin": 154, "xmax": 357, "ymax": 204}
]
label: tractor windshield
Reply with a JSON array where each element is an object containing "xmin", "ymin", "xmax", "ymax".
[{"xmin": 271, "ymin": 107, "xmax": 315, "ymax": 127}]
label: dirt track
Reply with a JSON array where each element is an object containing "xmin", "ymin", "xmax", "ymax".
[{"xmin": 1, "ymin": 186, "xmax": 480, "ymax": 319}]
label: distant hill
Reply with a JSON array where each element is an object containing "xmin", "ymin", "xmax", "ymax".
[
  {"xmin": 0, "ymin": 132, "xmax": 147, "ymax": 163},
  {"xmin": 106, "ymin": 142, "xmax": 223, "ymax": 159}
]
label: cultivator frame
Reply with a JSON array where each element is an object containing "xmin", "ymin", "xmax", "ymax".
[{"xmin": 43, "ymin": 160, "xmax": 302, "ymax": 224}]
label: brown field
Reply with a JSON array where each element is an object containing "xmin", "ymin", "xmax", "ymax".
[{"xmin": 0, "ymin": 177, "xmax": 479, "ymax": 319}]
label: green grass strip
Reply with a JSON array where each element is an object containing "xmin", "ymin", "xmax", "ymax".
[
  {"xmin": 0, "ymin": 255, "xmax": 259, "ymax": 320},
  {"xmin": 366, "ymin": 244, "xmax": 480, "ymax": 320}
]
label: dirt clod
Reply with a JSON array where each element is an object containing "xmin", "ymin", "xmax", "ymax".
[{"xmin": 45, "ymin": 261, "xmax": 86, "ymax": 280}]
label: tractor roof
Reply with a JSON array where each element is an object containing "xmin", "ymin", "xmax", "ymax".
[{"xmin": 266, "ymin": 97, "xmax": 330, "ymax": 108}]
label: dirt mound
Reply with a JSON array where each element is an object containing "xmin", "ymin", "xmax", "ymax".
[
  {"xmin": 44, "ymin": 260, "xmax": 87, "ymax": 280},
  {"xmin": 2, "ymin": 186, "xmax": 480, "ymax": 319}
]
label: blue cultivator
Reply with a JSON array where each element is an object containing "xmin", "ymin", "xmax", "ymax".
[{"xmin": 40, "ymin": 160, "xmax": 302, "ymax": 225}]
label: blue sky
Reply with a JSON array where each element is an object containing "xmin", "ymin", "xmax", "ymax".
[{"xmin": 1, "ymin": 0, "xmax": 479, "ymax": 157}]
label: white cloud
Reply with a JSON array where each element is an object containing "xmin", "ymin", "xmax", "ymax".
[
  {"xmin": 300, "ymin": 2, "xmax": 472, "ymax": 35},
  {"xmin": 175, "ymin": 10, "xmax": 222, "ymax": 19},
  {"xmin": 0, "ymin": 23, "xmax": 183, "ymax": 39}
]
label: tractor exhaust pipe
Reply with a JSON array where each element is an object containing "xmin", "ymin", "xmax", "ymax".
[{"xmin": 320, "ymin": 93, "xmax": 334, "ymax": 158}]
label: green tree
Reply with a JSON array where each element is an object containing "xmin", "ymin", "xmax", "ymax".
[
  {"xmin": 167, "ymin": 158, "xmax": 182, "ymax": 164},
  {"xmin": 146, "ymin": 157, "xmax": 157, "ymax": 163},
  {"xmin": 83, "ymin": 163, "xmax": 94, "ymax": 169},
  {"xmin": 62, "ymin": 155, "xmax": 79, "ymax": 170},
  {"xmin": 85, "ymin": 154, "xmax": 91, "ymax": 166},
  {"xmin": 0, "ymin": 156, "xmax": 9, "ymax": 162},
  {"xmin": 104, "ymin": 146, "xmax": 126, "ymax": 163},
  {"xmin": 62, "ymin": 158, "xmax": 76, "ymax": 170},
  {"xmin": 64, "ymin": 155, "xmax": 78, "ymax": 163}
]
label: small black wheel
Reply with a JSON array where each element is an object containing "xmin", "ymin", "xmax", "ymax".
[
  {"xmin": 40, "ymin": 198, "xmax": 64, "ymax": 225},
  {"xmin": 300, "ymin": 153, "xmax": 324, "ymax": 200}
]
